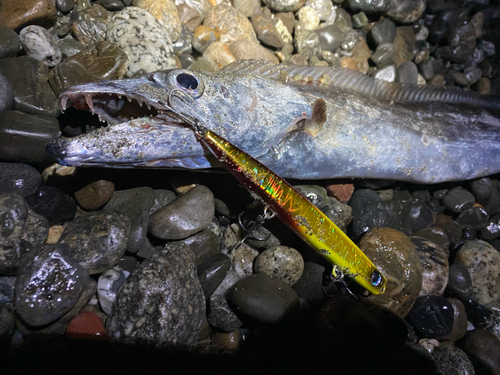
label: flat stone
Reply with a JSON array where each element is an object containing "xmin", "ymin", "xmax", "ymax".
[
  {"xmin": 66, "ymin": 311, "xmax": 108, "ymax": 340},
  {"xmin": 0, "ymin": 23, "xmax": 21, "ymax": 58},
  {"xmin": 0, "ymin": 0, "xmax": 57, "ymax": 30},
  {"xmin": 251, "ymin": 14, "xmax": 285, "ymax": 49},
  {"xmin": 0, "ymin": 163, "xmax": 42, "ymax": 197},
  {"xmin": 197, "ymin": 253, "xmax": 231, "ymax": 300}
]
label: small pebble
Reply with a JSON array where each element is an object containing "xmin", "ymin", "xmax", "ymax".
[
  {"xmin": 459, "ymin": 329, "xmax": 500, "ymax": 375},
  {"xmin": 406, "ymin": 295, "xmax": 454, "ymax": 338},
  {"xmin": 0, "ymin": 24, "xmax": 21, "ymax": 59},
  {"xmin": 66, "ymin": 311, "xmax": 108, "ymax": 340},
  {"xmin": 371, "ymin": 18, "xmax": 397, "ymax": 46},
  {"xmin": 133, "ymin": 0, "xmax": 182, "ymax": 42},
  {"xmin": 201, "ymin": 41, "xmax": 236, "ymax": 70},
  {"xmin": 443, "ymin": 187, "xmax": 476, "ymax": 214},
  {"xmin": 97, "ymin": 266, "xmax": 128, "ymax": 315},
  {"xmin": 349, "ymin": 189, "xmax": 389, "ymax": 239},
  {"xmin": 432, "ymin": 344, "xmax": 475, "ymax": 375},
  {"xmin": 74, "ymin": 180, "xmax": 115, "ymax": 211},
  {"xmin": 27, "ymin": 186, "xmax": 76, "ymax": 226},
  {"xmin": 0, "ymin": 163, "xmax": 42, "ymax": 197},
  {"xmin": 410, "ymin": 237, "xmax": 449, "ymax": 296},
  {"xmin": 197, "ymin": 253, "xmax": 231, "ymax": 300},
  {"xmin": 207, "ymin": 294, "xmax": 242, "ymax": 332},
  {"xmin": 19, "ymin": 25, "xmax": 62, "ymax": 67},
  {"xmin": 292, "ymin": 262, "xmax": 325, "ymax": 304},
  {"xmin": 254, "ymin": 246, "xmax": 304, "ymax": 286},
  {"xmin": 441, "ymin": 298, "xmax": 468, "ymax": 342}
]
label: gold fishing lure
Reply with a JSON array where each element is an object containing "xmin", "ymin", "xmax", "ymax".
[{"xmin": 191, "ymin": 125, "xmax": 386, "ymax": 295}]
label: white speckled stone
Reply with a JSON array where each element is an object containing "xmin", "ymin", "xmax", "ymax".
[
  {"xmin": 297, "ymin": 6, "xmax": 320, "ymax": 30},
  {"xmin": 19, "ymin": 26, "xmax": 62, "ymax": 67},
  {"xmin": 229, "ymin": 244, "xmax": 259, "ymax": 277},
  {"xmin": 305, "ymin": 0, "xmax": 333, "ymax": 21},
  {"xmin": 274, "ymin": 18, "xmax": 293, "ymax": 44},
  {"xmin": 255, "ymin": 246, "xmax": 304, "ymax": 286},
  {"xmin": 97, "ymin": 266, "xmax": 128, "ymax": 315},
  {"xmin": 106, "ymin": 7, "xmax": 176, "ymax": 77},
  {"xmin": 263, "ymin": 0, "xmax": 305, "ymax": 12},
  {"xmin": 133, "ymin": 0, "xmax": 182, "ymax": 42},
  {"xmin": 455, "ymin": 240, "xmax": 500, "ymax": 307}
]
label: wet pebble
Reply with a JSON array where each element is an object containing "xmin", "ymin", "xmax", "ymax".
[
  {"xmin": 459, "ymin": 329, "xmax": 500, "ymax": 375},
  {"xmin": 15, "ymin": 244, "xmax": 90, "ymax": 327},
  {"xmin": 133, "ymin": 0, "xmax": 182, "ymax": 43},
  {"xmin": 210, "ymin": 330, "xmax": 240, "ymax": 353},
  {"xmin": 0, "ymin": 163, "xmax": 42, "ymax": 197},
  {"xmin": 292, "ymin": 261, "xmax": 325, "ymax": 304},
  {"xmin": 106, "ymin": 7, "xmax": 176, "ymax": 77},
  {"xmin": 432, "ymin": 344, "xmax": 475, "ymax": 375},
  {"xmin": 193, "ymin": 25, "xmax": 221, "ymax": 54},
  {"xmin": 314, "ymin": 25, "xmax": 344, "ymax": 52},
  {"xmin": 149, "ymin": 185, "xmax": 214, "ymax": 240},
  {"xmin": 27, "ymin": 186, "xmax": 76, "ymax": 226},
  {"xmin": 443, "ymin": 187, "xmax": 476, "ymax": 214},
  {"xmin": 201, "ymin": 41, "xmax": 236, "ymax": 70},
  {"xmin": 0, "ymin": 0, "xmax": 57, "ymax": 30},
  {"xmin": 373, "ymin": 64, "xmax": 397, "ymax": 82},
  {"xmin": 406, "ymin": 295, "xmax": 454, "ymax": 338},
  {"xmin": 456, "ymin": 206, "xmax": 489, "ymax": 230},
  {"xmin": 74, "ymin": 180, "xmax": 115, "ymax": 211},
  {"xmin": 441, "ymin": 298, "xmax": 468, "ymax": 342},
  {"xmin": 346, "ymin": 0, "xmax": 390, "ymax": 14},
  {"xmin": 414, "ymin": 226, "xmax": 451, "ymax": 254},
  {"xmin": 59, "ymin": 212, "xmax": 129, "ymax": 274},
  {"xmin": 297, "ymin": 6, "xmax": 320, "ymax": 31},
  {"xmin": 349, "ymin": 189, "xmax": 389, "ymax": 239},
  {"xmin": 197, "ymin": 253, "xmax": 231, "ymax": 300},
  {"xmin": 229, "ymin": 244, "xmax": 259, "ymax": 277},
  {"xmin": 410, "ymin": 237, "xmax": 449, "ymax": 296},
  {"xmin": 203, "ymin": 3, "xmax": 257, "ymax": 46},
  {"xmin": 56, "ymin": 0, "xmax": 74, "ymax": 13},
  {"xmin": 66, "ymin": 311, "xmax": 108, "ymax": 340},
  {"xmin": 19, "ymin": 25, "xmax": 62, "ymax": 67},
  {"xmin": 0, "ymin": 73, "xmax": 13, "ymax": 113},
  {"xmin": 149, "ymin": 189, "xmax": 177, "ymax": 215},
  {"xmin": 0, "ymin": 23, "xmax": 21, "ymax": 59},
  {"xmin": 103, "ymin": 187, "xmax": 154, "ymax": 253},
  {"xmin": 176, "ymin": 3, "xmax": 202, "ymax": 33},
  {"xmin": 455, "ymin": 240, "xmax": 500, "ymax": 307},
  {"xmin": 397, "ymin": 61, "xmax": 418, "ymax": 84},
  {"xmin": 0, "ymin": 277, "xmax": 16, "ymax": 304},
  {"xmin": 183, "ymin": 228, "xmax": 221, "ymax": 266},
  {"xmin": 387, "ymin": 0, "xmax": 426, "ymax": 24},
  {"xmin": 207, "ymin": 294, "xmax": 242, "ymax": 332},
  {"xmin": 97, "ymin": 266, "xmax": 128, "ymax": 315},
  {"xmin": 100, "ymin": 0, "xmax": 125, "ymax": 11},
  {"xmin": 446, "ymin": 263, "xmax": 473, "ymax": 301},
  {"xmin": 254, "ymin": 246, "xmax": 304, "ymax": 286},
  {"xmin": 263, "ymin": 0, "xmax": 305, "ymax": 12},
  {"xmin": 371, "ymin": 18, "xmax": 397, "ymax": 45},
  {"xmin": 106, "ymin": 242, "xmax": 205, "ymax": 346},
  {"xmin": 360, "ymin": 227, "xmax": 422, "ymax": 317},
  {"xmin": 294, "ymin": 29, "xmax": 321, "ymax": 58},
  {"xmin": 226, "ymin": 273, "xmax": 299, "ymax": 324},
  {"xmin": 481, "ymin": 214, "xmax": 500, "ymax": 241}
]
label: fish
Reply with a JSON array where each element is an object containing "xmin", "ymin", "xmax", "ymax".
[
  {"xmin": 184, "ymin": 112, "xmax": 386, "ymax": 294},
  {"xmin": 48, "ymin": 60, "xmax": 500, "ymax": 184}
]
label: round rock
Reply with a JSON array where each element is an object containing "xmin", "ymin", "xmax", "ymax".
[
  {"xmin": 360, "ymin": 227, "xmax": 422, "ymax": 317},
  {"xmin": 15, "ymin": 244, "xmax": 90, "ymax": 327},
  {"xmin": 443, "ymin": 187, "xmax": 476, "ymax": 214},
  {"xmin": 19, "ymin": 26, "xmax": 62, "ymax": 67},
  {"xmin": 406, "ymin": 295, "xmax": 454, "ymax": 338},
  {"xmin": 254, "ymin": 246, "xmax": 304, "ymax": 286},
  {"xmin": 432, "ymin": 345, "xmax": 475, "ymax": 375},
  {"xmin": 58, "ymin": 211, "xmax": 129, "ymax": 275},
  {"xmin": 27, "ymin": 186, "xmax": 76, "ymax": 226},
  {"xmin": 446, "ymin": 263, "xmax": 473, "ymax": 301},
  {"xmin": 454, "ymin": 240, "xmax": 500, "ymax": 306},
  {"xmin": 74, "ymin": 180, "xmax": 115, "ymax": 211},
  {"xmin": 0, "ymin": 163, "xmax": 42, "ymax": 197},
  {"xmin": 226, "ymin": 273, "xmax": 299, "ymax": 324},
  {"xmin": 349, "ymin": 189, "xmax": 389, "ymax": 239},
  {"xmin": 197, "ymin": 253, "xmax": 231, "ymax": 300},
  {"xmin": 459, "ymin": 329, "xmax": 500, "ymax": 375},
  {"xmin": 149, "ymin": 185, "xmax": 215, "ymax": 240}
]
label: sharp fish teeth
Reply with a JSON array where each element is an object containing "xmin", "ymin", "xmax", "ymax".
[
  {"xmin": 137, "ymin": 100, "xmax": 143, "ymax": 107},
  {"xmin": 60, "ymin": 95, "xmax": 68, "ymax": 111},
  {"xmin": 145, "ymin": 102, "xmax": 151, "ymax": 110},
  {"xmin": 117, "ymin": 94, "xmax": 122, "ymax": 99},
  {"xmin": 85, "ymin": 94, "xmax": 94, "ymax": 112},
  {"xmin": 126, "ymin": 96, "xmax": 132, "ymax": 102}
]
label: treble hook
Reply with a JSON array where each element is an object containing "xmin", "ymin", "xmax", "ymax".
[
  {"xmin": 167, "ymin": 89, "xmax": 206, "ymax": 135},
  {"xmin": 231, "ymin": 207, "xmax": 276, "ymax": 252},
  {"xmin": 330, "ymin": 266, "xmax": 360, "ymax": 300}
]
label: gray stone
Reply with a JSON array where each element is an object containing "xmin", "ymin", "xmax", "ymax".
[
  {"xmin": 197, "ymin": 253, "xmax": 230, "ymax": 300},
  {"xmin": 459, "ymin": 329, "xmax": 500, "ymax": 375},
  {"xmin": 432, "ymin": 345, "xmax": 475, "ymax": 375},
  {"xmin": 346, "ymin": 0, "xmax": 390, "ymax": 13},
  {"xmin": 27, "ymin": 186, "xmax": 76, "ymax": 226},
  {"xmin": 149, "ymin": 189, "xmax": 176, "ymax": 215},
  {"xmin": 251, "ymin": 14, "xmax": 285, "ymax": 49},
  {"xmin": 19, "ymin": 25, "xmax": 62, "ymax": 67},
  {"xmin": 373, "ymin": 64, "xmax": 397, "ymax": 82},
  {"xmin": 207, "ymin": 294, "xmax": 242, "ymax": 332},
  {"xmin": 106, "ymin": 242, "xmax": 205, "ymax": 346},
  {"xmin": 101, "ymin": 0, "xmax": 124, "ymax": 11},
  {"xmin": 59, "ymin": 211, "xmax": 130, "ymax": 275},
  {"xmin": 15, "ymin": 244, "xmax": 90, "ymax": 326},
  {"xmin": 294, "ymin": 29, "xmax": 321, "ymax": 58},
  {"xmin": 149, "ymin": 185, "xmax": 215, "ymax": 240},
  {"xmin": 103, "ymin": 187, "xmax": 155, "ymax": 253},
  {"xmin": 56, "ymin": 0, "xmax": 74, "ymax": 13},
  {"xmin": 97, "ymin": 266, "xmax": 128, "ymax": 315},
  {"xmin": 292, "ymin": 261, "xmax": 325, "ymax": 304},
  {"xmin": 254, "ymin": 246, "xmax": 304, "ymax": 286},
  {"xmin": 397, "ymin": 61, "xmax": 418, "ymax": 84},
  {"xmin": 456, "ymin": 206, "xmax": 489, "ymax": 230},
  {"xmin": 0, "ymin": 23, "xmax": 21, "ymax": 58},
  {"xmin": 314, "ymin": 25, "xmax": 344, "ymax": 52},
  {"xmin": 446, "ymin": 263, "xmax": 473, "ymax": 301},
  {"xmin": 371, "ymin": 18, "xmax": 397, "ymax": 45},
  {"xmin": 183, "ymin": 228, "xmax": 221, "ymax": 266},
  {"xmin": 0, "ymin": 163, "xmax": 42, "ymax": 197},
  {"xmin": 387, "ymin": 0, "xmax": 426, "ymax": 24},
  {"xmin": 349, "ymin": 189, "xmax": 389, "ymax": 239},
  {"xmin": 0, "ymin": 111, "xmax": 60, "ymax": 164},
  {"xmin": 371, "ymin": 42, "xmax": 395, "ymax": 67},
  {"xmin": 0, "ymin": 72, "xmax": 13, "ymax": 112},
  {"xmin": 443, "ymin": 187, "xmax": 476, "ymax": 214},
  {"xmin": 226, "ymin": 273, "xmax": 299, "ymax": 324}
]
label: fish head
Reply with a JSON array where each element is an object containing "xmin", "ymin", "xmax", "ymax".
[{"xmin": 48, "ymin": 66, "xmax": 313, "ymax": 169}]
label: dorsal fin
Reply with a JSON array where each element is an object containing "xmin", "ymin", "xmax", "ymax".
[
  {"xmin": 305, "ymin": 98, "xmax": 327, "ymax": 137},
  {"xmin": 220, "ymin": 60, "xmax": 500, "ymax": 110}
]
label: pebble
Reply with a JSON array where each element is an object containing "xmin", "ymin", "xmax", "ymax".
[
  {"xmin": 435, "ymin": 214, "xmax": 463, "ymax": 245},
  {"xmin": 294, "ymin": 29, "xmax": 321, "ymax": 59},
  {"xmin": 106, "ymin": 7, "xmax": 176, "ymax": 77},
  {"xmin": 103, "ymin": 187, "xmax": 155, "ymax": 253},
  {"xmin": 58, "ymin": 211, "xmax": 129, "ymax": 275},
  {"xmin": 74, "ymin": 180, "xmax": 115, "ymax": 211},
  {"xmin": 473, "ymin": 77, "xmax": 491, "ymax": 95},
  {"xmin": 210, "ymin": 330, "xmax": 240, "ymax": 353},
  {"xmin": 203, "ymin": 4, "xmax": 257, "ymax": 46},
  {"xmin": 297, "ymin": 6, "xmax": 320, "ymax": 31},
  {"xmin": 71, "ymin": 5, "xmax": 109, "ymax": 45},
  {"xmin": 443, "ymin": 187, "xmax": 476, "ymax": 214},
  {"xmin": 176, "ymin": 4, "xmax": 202, "ymax": 33},
  {"xmin": 371, "ymin": 42, "xmax": 395, "ymax": 67},
  {"xmin": 207, "ymin": 294, "xmax": 242, "ymax": 332},
  {"xmin": 97, "ymin": 266, "xmax": 128, "ymax": 315},
  {"xmin": 325, "ymin": 183, "xmax": 355, "ymax": 204},
  {"xmin": 0, "ymin": 56, "xmax": 59, "ymax": 117},
  {"xmin": 371, "ymin": 18, "xmax": 397, "ymax": 46},
  {"xmin": 229, "ymin": 40, "xmax": 279, "ymax": 64},
  {"xmin": 232, "ymin": 0, "xmax": 260, "ymax": 17},
  {"xmin": 0, "ymin": 73, "xmax": 13, "ymax": 113},
  {"xmin": 0, "ymin": 111, "xmax": 60, "ymax": 164},
  {"xmin": 314, "ymin": 25, "xmax": 344, "ymax": 52},
  {"xmin": 349, "ymin": 189, "xmax": 389, "ymax": 239},
  {"xmin": 15, "ymin": 244, "xmax": 90, "ymax": 326},
  {"xmin": 292, "ymin": 261, "xmax": 325, "ymax": 304},
  {"xmin": 432, "ymin": 345, "xmax": 476, "ymax": 375},
  {"xmin": 387, "ymin": 0, "xmax": 426, "ymax": 24},
  {"xmin": 56, "ymin": 0, "xmax": 74, "ymax": 13},
  {"xmin": 0, "ymin": 277, "xmax": 16, "ymax": 304},
  {"xmin": 454, "ymin": 240, "xmax": 500, "ymax": 307},
  {"xmin": 0, "ymin": 0, "xmax": 57, "ymax": 30},
  {"xmin": 446, "ymin": 263, "xmax": 473, "ymax": 301},
  {"xmin": 251, "ymin": 14, "xmax": 285, "ymax": 49},
  {"xmin": 27, "ymin": 186, "xmax": 76, "ymax": 226},
  {"xmin": 360, "ymin": 227, "xmax": 422, "ymax": 317},
  {"xmin": 0, "ymin": 23, "xmax": 21, "ymax": 59},
  {"xmin": 481, "ymin": 214, "xmax": 500, "ymax": 241},
  {"xmin": 172, "ymin": 25, "xmax": 193, "ymax": 55},
  {"xmin": 229, "ymin": 244, "xmax": 259, "ymax": 277},
  {"xmin": 201, "ymin": 41, "xmax": 236, "ymax": 70},
  {"xmin": 106, "ymin": 242, "xmax": 205, "ymax": 346},
  {"xmin": 149, "ymin": 185, "xmax": 214, "ymax": 240},
  {"xmin": 459, "ymin": 329, "xmax": 500, "ymax": 375},
  {"xmin": 406, "ymin": 295, "xmax": 454, "ymax": 338},
  {"xmin": 441, "ymin": 298, "xmax": 468, "ymax": 342},
  {"xmin": 66, "ymin": 311, "xmax": 108, "ymax": 340},
  {"xmin": 193, "ymin": 25, "xmax": 221, "ymax": 54},
  {"xmin": 183, "ymin": 228, "xmax": 221, "ymax": 265},
  {"xmin": 263, "ymin": 0, "xmax": 305, "ymax": 12},
  {"xmin": 373, "ymin": 64, "xmax": 396, "ymax": 82},
  {"xmin": 197, "ymin": 253, "xmax": 231, "ymax": 300},
  {"xmin": 352, "ymin": 12, "xmax": 368, "ymax": 28},
  {"xmin": 410, "ymin": 237, "xmax": 449, "ymax": 296},
  {"xmin": 254, "ymin": 246, "xmax": 304, "ymax": 286},
  {"xmin": 133, "ymin": 0, "xmax": 182, "ymax": 43},
  {"xmin": 226, "ymin": 273, "xmax": 299, "ymax": 324},
  {"xmin": 346, "ymin": 0, "xmax": 390, "ymax": 14},
  {"xmin": 19, "ymin": 25, "xmax": 62, "ymax": 67},
  {"xmin": 456, "ymin": 206, "xmax": 489, "ymax": 230},
  {"xmin": 0, "ymin": 163, "xmax": 42, "ymax": 197},
  {"xmin": 397, "ymin": 61, "xmax": 418, "ymax": 84},
  {"xmin": 275, "ymin": 11, "xmax": 296, "ymax": 33},
  {"xmin": 49, "ymin": 41, "xmax": 128, "ymax": 96}
]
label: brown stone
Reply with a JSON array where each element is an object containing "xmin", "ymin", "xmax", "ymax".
[
  {"xmin": 210, "ymin": 330, "xmax": 240, "ymax": 352},
  {"xmin": 230, "ymin": 40, "xmax": 279, "ymax": 64},
  {"xmin": 392, "ymin": 27, "xmax": 415, "ymax": 67},
  {"xmin": 46, "ymin": 225, "xmax": 65, "ymax": 244},
  {"xmin": 66, "ymin": 311, "xmax": 108, "ymax": 340},
  {"xmin": 0, "ymin": 0, "xmax": 57, "ymax": 30},
  {"xmin": 441, "ymin": 298, "xmax": 467, "ymax": 342},
  {"xmin": 251, "ymin": 14, "xmax": 285, "ymax": 48},
  {"xmin": 472, "ymin": 77, "xmax": 491, "ymax": 95},
  {"xmin": 325, "ymin": 183, "xmax": 355, "ymax": 203},
  {"xmin": 177, "ymin": 3, "xmax": 202, "ymax": 32},
  {"xmin": 275, "ymin": 12, "xmax": 295, "ymax": 34},
  {"xmin": 74, "ymin": 180, "xmax": 115, "ymax": 211},
  {"xmin": 193, "ymin": 25, "xmax": 221, "ymax": 54},
  {"xmin": 201, "ymin": 41, "xmax": 236, "ymax": 70},
  {"xmin": 360, "ymin": 227, "xmax": 423, "ymax": 317},
  {"xmin": 133, "ymin": 0, "xmax": 182, "ymax": 42}
]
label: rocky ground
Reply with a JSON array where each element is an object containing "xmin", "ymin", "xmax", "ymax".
[{"xmin": 1, "ymin": 0, "xmax": 500, "ymax": 374}]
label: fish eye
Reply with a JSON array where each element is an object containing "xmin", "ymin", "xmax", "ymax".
[
  {"xmin": 168, "ymin": 69, "xmax": 204, "ymax": 98},
  {"xmin": 370, "ymin": 270, "xmax": 383, "ymax": 287}
]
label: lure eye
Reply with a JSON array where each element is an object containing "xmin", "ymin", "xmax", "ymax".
[
  {"xmin": 168, "ymin": 69, "xmax": 204, "ymax": 98},
  {"xmin": 370, "ymin": 270, "xmax": 383, "ymax": 287}
]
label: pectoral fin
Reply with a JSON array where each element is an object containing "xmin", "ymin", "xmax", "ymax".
[{"xmin": 304, "ymin": 98, "xmax": 327, "ymax": 137}]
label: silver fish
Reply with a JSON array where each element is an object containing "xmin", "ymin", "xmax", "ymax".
[{"xmin": 48, "ymin": 60, "xmax": 500, "ymax": 183}]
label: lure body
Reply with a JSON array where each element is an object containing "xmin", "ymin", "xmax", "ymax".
[{"xmin": 196, "ymin": 128, "xmax": 386, "ymax": 295}]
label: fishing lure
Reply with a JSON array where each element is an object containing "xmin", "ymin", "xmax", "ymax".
[{"xmin": 167, "ymin": 92, "xmax": 386, "ymax": 295}]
